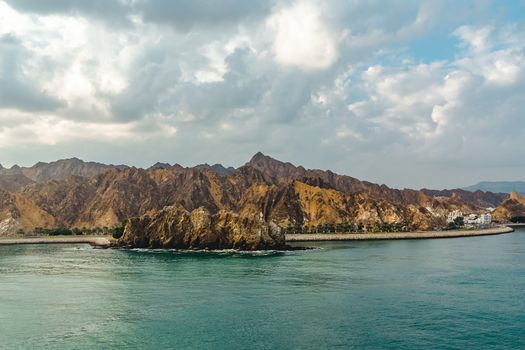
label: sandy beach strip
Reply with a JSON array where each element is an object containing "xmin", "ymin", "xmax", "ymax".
[
  {"xmin": 286, "ymin": 226, "xmax": 514, "ymax": 242},
  {"xmin": 0, "ymin": 236, "xmax": 111, "ymax": 247}
]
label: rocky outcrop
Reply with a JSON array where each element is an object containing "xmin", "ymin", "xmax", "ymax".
[
  {"xmin": 118, "ymin": 206, "xmax": 286, "ymax": 250},
  {"xmin": 493, "ymin": 192, "xmax": 525, "ymax": 222}
]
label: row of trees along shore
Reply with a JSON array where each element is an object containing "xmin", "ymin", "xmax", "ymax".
[
  {"xmin": 32, "ymin": 220, "xmax": 127, "ymax": 239},
  {"xmin": 282, "ymin": 222, "xmax": 413, "ymax": 234}
]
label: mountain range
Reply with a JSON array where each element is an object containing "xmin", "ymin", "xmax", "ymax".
[{"xmin": 0, "ymin": 153, "xmax": 516, "ymax": 236}]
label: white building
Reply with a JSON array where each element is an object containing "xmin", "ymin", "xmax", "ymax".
[
  {"xmin": 479, "ymin": 213, "xmax": 492, "ymax": 225},
  {"xmin": 464, "ymin": 213, "xmax": 492, "ymax": 226},
  {"xmin": 447, "ymin": 210, "xmax": 463, "ymax": 223},
  {"xmin": 447, "ymin": 211, "xmax": 492, "ymax": 227}
]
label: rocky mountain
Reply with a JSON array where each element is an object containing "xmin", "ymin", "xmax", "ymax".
[
  {"xmin": 0, "ymin": 173, "xmax": 34, "ymax": 192},
  {"xmin": 195, "ymin": 163, "xmax": 236, "ymax": 177},
  {"xmin": 0, "ymin": 189, "xmax": 55, "ymax": 235},
  {"xmin": 419, "ymin": 189, "xmax": 506, "ymax": 209},
  {"xmin": 0, "ymin": 153, "xmax": 510, "ymax": 237},
  {"xmin": 148, "ymin": 162, "xmax": 234, "ymax": 176},
  {"xmin": 463, "ymin": 181, "xmax": 525, "ymax": 195},
  {"xmin": 0, "ymin": 158, "xmax": 127, "ymax": 189},
  {"xmin": 247, "ymin": 153, "xmax": 507, "ymax": 208},
  {"xmin": 119, "ymin": 205, "xmax": 285, "ymax": 250}
]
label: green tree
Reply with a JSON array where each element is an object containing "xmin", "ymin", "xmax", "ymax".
[
  {"xmin": 111, "ymin": 219, "xmax": 128, "ymax": 239},
  {"xmin": 454, "ymin": 216, "xmax": 465, "ymax": 228}
]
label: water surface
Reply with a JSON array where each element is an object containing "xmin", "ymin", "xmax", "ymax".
[{"xmin": 1, "ymin": 229, "xmax": 525, "ymax": 349}]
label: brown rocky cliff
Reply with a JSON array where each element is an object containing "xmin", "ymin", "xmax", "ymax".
[
  {"xmin": 118, "ymin": 205, "xmax": 285, "ymax": 250},
  {"xmin": 0, "ymin": 190, "xmax": 55, "ymax": 234},
  {"xmin": 493, "ymin": 192, "xmax": 525, "ymax": 222}
]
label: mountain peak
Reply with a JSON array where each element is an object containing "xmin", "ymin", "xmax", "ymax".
[
  {"xmin": 251, "ymin": 151, "xmax": 265, "ymax": 159},
  {"xmin": 510, "ymin": 191, "xmax": 521, "ymax": 200},
  {"xmin": 248, "ymin": 152, "xmax": 282, "ymax": 164},
  {"xmin": 150, "ymin": 162, "xmax": 172, "ymax": 169},
  {"xmin": 247, "ymin": 152, "xmax": 306, "ymax": 181}
]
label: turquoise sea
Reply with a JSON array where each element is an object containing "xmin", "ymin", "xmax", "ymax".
[{"xmin": 1, "ymin": 229, "xmax": 525, "ymax": 349}]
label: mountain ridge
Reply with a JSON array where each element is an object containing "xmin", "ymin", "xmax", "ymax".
[{"xmin": 0, "ymin": 153, "xmax": 515, "ymax": 236}]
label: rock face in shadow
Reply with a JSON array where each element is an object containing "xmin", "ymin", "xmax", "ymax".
[{"xmin": 118, "ymin": 206, "xmax": 286, "ymax": 250}]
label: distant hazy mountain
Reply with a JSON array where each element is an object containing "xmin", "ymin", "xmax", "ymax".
[{"xmin": 463, "ymin": 181, "xmax": 525, "ymax": 195}]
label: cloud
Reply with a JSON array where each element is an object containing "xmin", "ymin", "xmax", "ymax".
[
  {"xmin": 138, "ymin": 0, "xmax": 275, "ymax": 31},
  {"xmin": 0, "ymin": 0, "xmax": 524, "ymax": 189},
  {"xmin": 3, "ymin": 0, "xmax": 133, "ymax": 27},
  {"xmin": 330, "ymin": 24, "xmax": 525, "ymax": 171},
  {"xmin": 267, "ymin": 1, "xmax": 339, "ymax": 70},
  {"xmin": 0, "ymin": 109, "xmax": 177, "ymax": 149},
  {"xmin": 455, "ymin": 25, "xmax": 493, "ymax": 53},
  {"xmin": 0, "ymin": 34, "xmax": 64, "ymax": 111}
]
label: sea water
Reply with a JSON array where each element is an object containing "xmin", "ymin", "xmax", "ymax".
[{"xmin": 1, "ymin": 229, "xmax": 524, "ymax": 349}]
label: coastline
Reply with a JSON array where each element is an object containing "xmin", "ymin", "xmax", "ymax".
[
  {"xmin": 0, "ymin": 236, "xmax": 111, "ymax": 247},
  {"xmin": 286, "ymin": 226, "xmax": 514, "ymax": 242},
  {"xmin": 0, "ymin": 226, "xmax": 515, "ymax": 247}
]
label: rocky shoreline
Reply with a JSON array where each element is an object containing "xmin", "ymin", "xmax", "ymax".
[{"xmin": 286, "ymin": 226, "xmax": 514, "ymax": 241}]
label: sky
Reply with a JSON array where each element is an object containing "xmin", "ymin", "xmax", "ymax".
[{"xmin": 0, "ymin": 0, "xmax": 524, "ymax": 189}]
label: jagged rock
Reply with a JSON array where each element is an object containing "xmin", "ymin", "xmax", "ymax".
[
  {"xmin": 493, "ymin": 192, "xmax": 525, "ymax": 222},
  {"xmin": 118, "ymin": 206, "xmax": 286, "ymax": 250},
  {"xmin": 0, "ymin": 218, "xmax": 23, "ymax": 237}
]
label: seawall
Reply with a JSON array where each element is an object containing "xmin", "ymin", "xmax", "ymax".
[
  {"xmin": 0, "ymin": 236, "xmax": 111, "ymax": 247},
  {"xmin": 286, "ymin": 226, "xmax": 514, "ymax": 242}
]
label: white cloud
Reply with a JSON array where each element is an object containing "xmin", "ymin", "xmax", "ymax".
[
  {"xmin": 267, "ymin": 0, "xmax": 338, "ymax": 70},
  {"xmin": 0, "ymin": 109, "xmax": 177, "ymax": 148},
  {"xmin": 455, "ymin": 25, "xmax": 493, "ymax": 53},
  {"xmin": 337, "ymin": 24, "xmax": 525, "ymax": 164}
]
